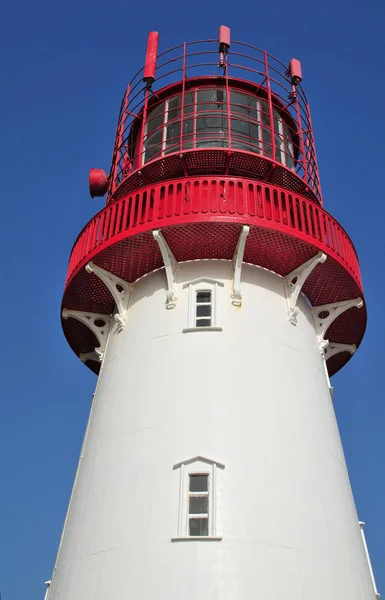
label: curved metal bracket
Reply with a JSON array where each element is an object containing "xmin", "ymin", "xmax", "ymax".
[
  {"xmin": 79, "ymin": 350, "xmax": 102, "ymax": 364},
  {"xmin": 231, "ymin": 225, "xmax": 250, "ymax": 306},
  {"xmin": 324, "ymin": 342, "xmax": 356, "ymax": 361},
  {"xmin": 86, "ymin": 262, "xmax": 131, "ymax": 332},
  {"xmin": 62, "ymin": 309, "xmax": 112, "ymax": 362},
  {"xmin": 283, "ymin": 252, "xmax": 327, "ymax": 325},
  {"xmin": 152, "ymin": 229, "xmax": 177, "ymax": 309},
  {"xmin": 312, "ymin": 298, "xmax": 363, "ymax": 353}
]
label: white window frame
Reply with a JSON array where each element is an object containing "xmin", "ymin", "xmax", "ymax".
[
  {"xmin": 172, "ymin": 456, "xmax": 225, "ymax": 541},
  {"xmin": 162, "ymin": 98, "xmax": 169, "ymax": 155},
  {"xmin": 183, "ymin": 277, "xmax": 224, "ymax": 333},
  {"xmin": 188, "ymin": 473, "xmax": 210, "ymax": 536},
  {"xmin": 195, "ymin": 289, "xmax": 213, "ymax": 327},
  {"xmin": 274, "ymin": 110, "xmax": 285, "ymax": 165}
]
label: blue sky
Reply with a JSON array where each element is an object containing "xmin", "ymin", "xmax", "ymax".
[{"xmin": 1, "ymin": 0, "xmax": 384, "ymax": 598}]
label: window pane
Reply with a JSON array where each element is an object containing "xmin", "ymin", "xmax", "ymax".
[
  {"xmin": 231, "ymin": 119, "xmax": 251, "ymax": 137},
  {"xmin": 167, "ymin": 95, "xmax": 182, "ymax": 121},
  {"xmin": 231, "ymin": 140, "xmax": 253, "ymax": 152},
  {"xmin": 196, "ymin": 304, "xmax": 211, "ymax": 317},
  {"xmin": 260, "ymin": 100, "xmax": 270, "ymax": 126},
  {"xmin": 146, "ymin": 102, "xmax": 164, "ymax": 133},
  {"xmin": 196, "ymin": 116, "xmax": 227, "ymax": 136},
  {"xmin": 144, "ymin": 129, "xmax": 163, "ymax": 161},
  {"xmin": 230, "ymin": 91, "xmax": 258, "ymax": 120},
  {"xmin": 286, "ymin": 153, "xmax": 295, "ymax": 170},
  {"xmin": 196, "ymin": 138, "xmax": 227, "ymax": 149},
  {"xmin": 196, "ymin": 291, "xmax": 211, "ymax": 303},
  {"xmin": 189, "ymin": 517, "xmax": 209, "ymax": 536},
  {"xmin": 189, "ymin": 474, "xmax": 208, "ymax": 492},
  {"xmin": 196, "ymin": 318, "xmax": 211, "ymax": 327},
  {"xmin": 275, "ymin": 135, "xmax": 284, "ymax": 162},
  {"xmin": 182, "ymin": 119, "xmax": 194, "ymax": 150},
  {"xmin": 183, "ymin": 92, "xmax": 194, "ymax": 114},
  {"xmin": 231, "ymin": 120, "xmax": 260, "ymax": 143},
  {"xmin": 283, "ymin": 122, "xmax": 292, "ymax": 143},
  {"xmin": 165, "ymin": 121, "xmax": 181, "ymax": 154},
  {"xmin": 145, "ymin": 146, "xmax": 162, "ymax": 161},
  {"xmin": 189, "ymin": 496, "xmax": 208, "ymax": 514},
  {"xmin": 197, "ymin": 88, "xmax": 226, "ymax": 112},
  {"xmin": 183, "ymin": 119, "xmax": 194, "ymax": 135},
  {"xmin": 262, "ymin": 127, "xmax": 272, "ymax": 157},
  {"xmin": 196, "ymin": 115, "xmax": 221, "ymax": 130},
  {"xmin": 195, "ymin": 109, "xmax": 227, "ymax": 147},
  {"xmin": 145, "ymin": 128, "xmax": 162, "ymax": 146}
]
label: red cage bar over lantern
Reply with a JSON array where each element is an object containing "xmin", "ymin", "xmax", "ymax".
[
  {"xmin": 64, "ymin": 27, "xmax": 366, "ymax": 377},
  {"xmin": 104, "ymin": 34, "xmax": 322, "ymax": 204}
]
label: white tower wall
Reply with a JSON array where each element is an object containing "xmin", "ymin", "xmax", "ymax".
[{"xmin": 49, "ymin": 261, "xmax": 375, "ymax": 599}]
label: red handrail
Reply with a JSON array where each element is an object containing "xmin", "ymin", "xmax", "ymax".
[{"xmin": 66, "ymin": 177, "xmax": 361, "ymax": 290}]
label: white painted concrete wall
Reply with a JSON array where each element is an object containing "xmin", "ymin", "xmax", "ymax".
[{"xmin": 50, "ymin": 260, "xmax": 376, "ymax": 599}]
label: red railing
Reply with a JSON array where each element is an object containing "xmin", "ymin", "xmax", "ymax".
[
  {"xmin": 66, "ymin": 177, "xmax": 360, "ymax": 289},
  {"xmin": 107, "ymin": 38, "xmax": 322, "ymax": 204}
]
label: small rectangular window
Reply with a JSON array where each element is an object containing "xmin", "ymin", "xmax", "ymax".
[
  {"xmin": 189, "ymin": 474, "xmax": 209, "ymax": 537},
  {"xmin": 189, "ymin": 517, "xmax": 209, "ymax": 536},
  {"xmin": 189, "ymin": 473, "xmax": 208, "ymax": 492},
  {"xmin": 195, "ymin": 290, "xmax": 212, "ymax": 327},
  {"xmin": 189, "ymin": 495, "xmax": 208, "ymax": 513},
  {"xmin": 196, "ymin": 304, "xmax": 211, "ymax": 317}
]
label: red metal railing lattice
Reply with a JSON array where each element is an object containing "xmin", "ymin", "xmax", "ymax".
[
  {"xmin": 106, "ymin": 39, "xmax": 322, "ymax": 205},
  {"xmin": 66, "ymin": 177, "xmax": 360, "ymax": 291}
]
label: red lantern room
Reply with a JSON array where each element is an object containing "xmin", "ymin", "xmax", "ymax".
[{"xmin": 65, "ymin": 27, "xmax": 366, "ymax": 376}]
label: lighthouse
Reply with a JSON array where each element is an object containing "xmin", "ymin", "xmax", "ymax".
[{"xmin": 48, "ymin": 27, "xmax": 379, "ymax": 599}]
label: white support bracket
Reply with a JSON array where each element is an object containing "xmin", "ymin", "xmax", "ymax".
[
  {"xmin": 62, "ymin": 309, "xmax": 113, "ymax": 363},
  {"xmin": 283, "ymin": 251, "xmax": 327, "ymax": 325},
  {"xmin": 152, "ymin": 229, "xmax": 177, "ymax": 309},
  {"xmin": 359, "ymin": 521, "xmax": 381, "ymax": 599},
  {"xmin": 231, "ymin": 225, "xmax": 250, "ymax": 306},
  {"xmin": 79, "ymin": 350, "xmax": 102, "ymax": 364},
  {"xmin": 44, "ymin": 581, "xmax": 51, "ymax": 600},
  {"xmin": 86, "ymin": 262, "xmax": 131, "ymax": 332},
  {"xmin": 312, "ymin": 297, "xmax": 363, "ymax": 353},
  {"xmin": 324, "ymin": 342, "xmax": 356, "ymax": 361}
]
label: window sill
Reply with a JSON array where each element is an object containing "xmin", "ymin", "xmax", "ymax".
[
  {"xmin": 171, "ymin": 536, "xmax": 222, "ymax": 542},
  {"xmin": 183, "ymin": 327, "xmax": 223, "ymax": 333}
]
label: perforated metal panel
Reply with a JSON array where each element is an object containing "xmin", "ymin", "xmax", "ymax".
[{"xmin": 112, "ymin": 149, "xmax": 319, "ymax": 204}]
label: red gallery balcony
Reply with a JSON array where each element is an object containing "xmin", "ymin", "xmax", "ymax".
[{"xmin": 62, "ymin": 176, "xmax": 366, "ymax": 377}]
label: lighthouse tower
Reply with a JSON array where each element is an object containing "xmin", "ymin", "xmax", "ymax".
[{"xmin": 49, "ymin": 27, "xmax": 379, "ymax": 600}]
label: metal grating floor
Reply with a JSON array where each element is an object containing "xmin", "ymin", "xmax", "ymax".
[{"xmin": 62, "ymin": 221, "xmax": 366, "ymax": 377}]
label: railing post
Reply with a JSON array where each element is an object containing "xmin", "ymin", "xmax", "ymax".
[
  {"xmin": 137, "ymin": 88, "xmax": 149, "ymax": 168},
  {"xmin": 264, "ymin": 51, "xmax": 276, "ymax": 163},
  {"xmin": 306, "ymin": 102, "xmax": 322, "ymax": 204},
  {"xmin": 179, "ymin": 42, "xmax": 187, "ymax": 153},
  {"xmin": 111, "ymin": 86, "xmax": 130, "ymax": 197},
  {"xmin": 294, "ymin": 94, "xmax": 308, "ymax": 185}
]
